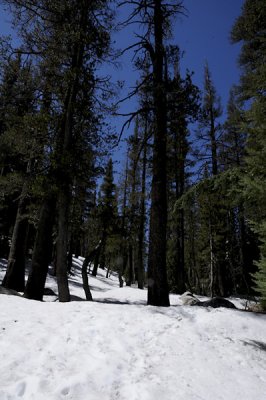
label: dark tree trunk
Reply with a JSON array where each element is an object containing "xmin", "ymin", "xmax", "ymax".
[
  {"xmin": 137, "ymin": 117, "xmax": 147, "ymax": 289},
  {"xmin": 2, "ymin": 182, "xmax": 29, "ymax": 292},
  {"xmin": 147, "ymin": 0, "xmax": 169, "ymax": 306},
  {"xmin": 173, "ymin": 129, "xmax": 186, "ymax": 294},
  {"xmin": 210, "ymin": 107, "xmax": 218, "ymax": 176},
  {"xmin": 55, "ymin": 5, "xmax": 88, "ymax": 302},
  {"xmin": 98, "ymin": 232, "xmax": 107, "ymax": 271},
  {"xmin": 126, "ymin": 244, "xmax": 134, "ymax": 286},
  {"xmin": 82, "ymin": 255, "xmax": 93, "ymax": 301},
  {"xmin": 56, "ymin": 186, "xmax": 71, "ymax": 302},
  {"xmin": 118, "ymin": 266, "xmax": 124, "ymax": 288},
  {"xmin": 91, "ymin": 250, "xmax": 100, "ymax": 276},
  {"xmin": 67, "ymin": 236, "xmax": 73, "ymax": 273},
  {"xmin": 24, "ymin": 195, "xmax": 55, "ymax": 300},
  {"xmin": 88, "ymin": 240, "xmax": 101, "ymax": 276}
]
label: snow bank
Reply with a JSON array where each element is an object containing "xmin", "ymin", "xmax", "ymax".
[{"xmin": 0, "ymin": 258, "xmax": 266, "ymax": 400}]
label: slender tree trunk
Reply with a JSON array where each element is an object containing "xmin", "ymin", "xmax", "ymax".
[
  {"xmin": 173, "ymin": 130, "xmax": 186, "ymax": 293},
  {"xmin": 118, "ymin": 255, "xmax": 124, "ymax": 287},
  {"xmin": 67, "ymin": 235, "xmax": 73, "ymax": 273},
  {"xmin": 126, "ymin": 244, "xmax": 134, "ymax": 286},
  {"xmin": 82, "ymin": 256, "xmax": 93, "ymax": 301},
  {"xmin": 147, "ymin": 0, "xmax": 169, "ymax": 306},
  {"xmin": 210, "ymin": 107, "xmax": 218, "ymax": 176},
  {"xmin": 209, "ymin": 221, "xmax": 214, "ymax": 298},
  {"xmin": 92, "ymin": 250, "xmax": 100, "ymax": 276},
  {"xmin": 137, "ymin": 116, "xmax": 147, "ymax": 289},
  {"xmin": 90, "ymin": 239, "xmax": 102, "ymax": 277},
  {"xmin": 56, "ymin": 186, "xmax": 71, "ymax": 302},
  {"xmin": 24, "ymin": 195, "xmax": 55, "ymax": 300}
]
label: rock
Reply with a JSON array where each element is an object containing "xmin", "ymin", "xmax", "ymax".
[
  {"xmin": 180, "ymin": 292, "xmax": 237, "ymax": 309},
  {"xmin": 43, "ymin": 288, "xmax": 57, "ymax": 296},
  {"xmin": 196, "ymin": 297, "xmax": 236, "ymax": 309},
  {"xmin": 180, "ymin": 291, "xmax": 200, "ymax": 306}
]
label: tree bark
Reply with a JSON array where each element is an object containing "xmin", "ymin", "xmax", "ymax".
[
  {"xmin": 24, "ymin": 195, "xmax": 55, "ymax": 300},
  {"xmin": 56, "ymin": 186, "xmax": 71, "ymax": 302},
  {"xmin": 147, "ymin": 0, "xmax": 169, "ymax": 306},
  {"xmin": 81, "ymin": 255, "xmax": 93, "ymax": 301},
  {"xmin": 2, "ymin": 182, "xmax": 29, "ymax": 292},
  {"xmin": 55, "ymin": 4, "xmax": 88, "ymax": 302},
  {"xmin": 137, "ymin": 116, "xmax": 147, "ymax": 289}
]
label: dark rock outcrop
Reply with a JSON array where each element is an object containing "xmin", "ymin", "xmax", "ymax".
[
  {"xmin": 180, "ymin": 292, "xmax": 237, "ymax": 309},
  {"xmin": 196, "ymin": 297, "xmax": 236, "ymax": 309}
]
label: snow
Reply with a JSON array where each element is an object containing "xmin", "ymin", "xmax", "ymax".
[{"xmin": 0, "ymin": 257, "xmax": 266, "ymax": 400}]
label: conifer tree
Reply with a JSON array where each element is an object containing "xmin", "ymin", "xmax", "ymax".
[
  {"xmin": 231, "ymin": 0, "xmax": 266, "ymax": 308},
  {"xmin": 0, "ymin": 54, "xmax": 38, "ymax": 291},
  {"xmin": 121, "ymin": 0, "xmax": 184, "ymax": 306},
  {"xmin": 96, "ymin": 158, "xmax": 118, "ymax": 275},
  {"xmin": 2, "ymin": 0, "xmax": 115, "ymax": 301},
  {"xmin": 166, "ymin": 50, "xmax": 200, "ymax": 294}
]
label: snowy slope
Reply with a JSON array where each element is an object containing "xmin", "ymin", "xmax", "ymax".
[{"xmin": 0, "ymin": 258, "xmax": 266, "ymax": 400}]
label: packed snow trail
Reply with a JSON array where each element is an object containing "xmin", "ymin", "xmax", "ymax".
[{"xmin": 0, "ymin": 258, "xmax": 266, "ymax": 400}]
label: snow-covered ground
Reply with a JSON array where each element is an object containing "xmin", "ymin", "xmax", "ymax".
[{"xmin": 0, "ymin": 257, "xmax": 266, "ymax": 400}]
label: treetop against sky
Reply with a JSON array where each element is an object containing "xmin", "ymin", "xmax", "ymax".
[{"xmin": 0, "ymin": 0, "xmax": 244, "ymax": 164}]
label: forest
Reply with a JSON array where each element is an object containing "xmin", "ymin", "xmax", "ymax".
[{"xmin": 0, "ymin": 0, "xmax": 265, "ymax": 310}]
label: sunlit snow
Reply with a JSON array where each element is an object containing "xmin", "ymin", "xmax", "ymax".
[{"xmin": 0, "ymin": 257, "xmax": 266, "ymax": 400}]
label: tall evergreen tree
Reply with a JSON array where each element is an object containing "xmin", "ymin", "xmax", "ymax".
[
  {"xmin": 166, "ymin": 50, "xmax": 200, "ymax": 294},
  {"xmin": 231, "ymin": 0, "xmax": 266, "ymax": 308},
  {"xmin": 96, "ymin": 158, "xmax": 118, "ymax": 275},
  {"xmin": 2, "ymin": 0, "xmax": 115, "ymax": 301},
  {"xmin": 122, "ymin": 0, "xmax": 184, "ymax": 306},
  {"xmin": 0, "ymin": 54, "xmax": 38, "ymax": 291}
]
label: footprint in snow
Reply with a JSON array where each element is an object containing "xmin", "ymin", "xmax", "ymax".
[{"xmin": 16, "ymin": 381, "xmax": 26, "ymax": 397}]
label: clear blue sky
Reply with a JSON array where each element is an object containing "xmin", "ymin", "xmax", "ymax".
[
  {"xmin": 113, "ymin": 0, "xmax": 244, "ymax": 114},
  {"xmin": 0, "ymin": 0, "xmax": 244, "ymax": 173},
  {"xmin": 109, "ymin": 0, "xmax": 245, "ymax": 172},
  {"xmin": 174, "ymin": 0, "xmax": 244, "ymax": 105}
]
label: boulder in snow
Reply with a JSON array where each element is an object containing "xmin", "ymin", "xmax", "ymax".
[
  {"xmin": 196, "ymin": 297, "xmax": 236, "ymax": 309},
  {"xmin": 180, "ymin": 291, "xmax": 200, "ymax": 306}
]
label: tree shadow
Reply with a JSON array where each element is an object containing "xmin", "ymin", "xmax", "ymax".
[
  {"xmin": 67, "ymin": 277, "xmax": 111, "ymax": 292},
  {"xmin": 93, "ymin": 298, "xmax": 146, "ymax": 306},
  {"xmin": 242, "ymin": 340, "xmax": 266, "ymax": 352}
]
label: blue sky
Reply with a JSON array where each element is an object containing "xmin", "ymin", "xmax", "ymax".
[
  {"xmin": 0, "ymin": 0, "xmax": 244, "ymax": 174},
  {"xmin": 112, "ymin": 0, "xmax": 244, "ymax": 114},
  {"xmin": 108, "ymin": 0, "xmax": 245, "ymax": 172},
  {"xmin": 173, "ymin": 0, "xmax": 244, "ymax": 104}
]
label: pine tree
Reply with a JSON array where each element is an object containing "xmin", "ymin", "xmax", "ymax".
[
  {"xmin": 0, "ymin": 54, "xmax": 38, "ymax": 291},
  {"xmin": 166, "ymin": 50, "xmax": 200, "ymax": 294},
  {"xmin": 96, "ymin": 158, "xmax": 118, "ymax": 275},
  {"xmin": 3, "ymin": 0, "xmax": 115, "ymax": 300},
  {"xmin": 231, "ymin": 0, "xmax": 266, "ymax": 308}
]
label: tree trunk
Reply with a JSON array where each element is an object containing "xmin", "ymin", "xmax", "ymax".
[
  {"xmin": 56, "ymin": 186, "xmax": 71, "ymax": 302},
  {"xmin": 209, "ymin": 222, "xmax": 215, "ymax": 298},
  {"xmin": 173, "ymin": 129, "xmax": 186, "ymax": 293},
  {"xmin": 147, "ymin": 0, "xmax": 169, "ymax": 306},
  {"xmin": 82, "ymin": 256, "xmax": 93, "ymax": 301},
  {"xmin": 24, "ymin": 195, "xmax": 55, "ymax": 300},
  {"xmin": 67, "ymin": 235, "xmax": 73, "ymax": 273},
  {"xmin": 55, "ymin": 7, "xmax": 88, "ymax": 301},
  {"xmin": 137, "ymin": 116, "xmax": 147, "ymax": 289},
  {"xmin": 91, "ymin": 250, "xmax": 100, "ymax": 276},
  {"xmin": 126, "ymin": 244, "xmax": 134, "ymax": 286},
  {"xmin": 210, "ymin": 107, "xmax": 218, "ymax": 176},
  {"xmin": 2, "ymin": 182, "xmax": 29, "ymax": 292}
]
